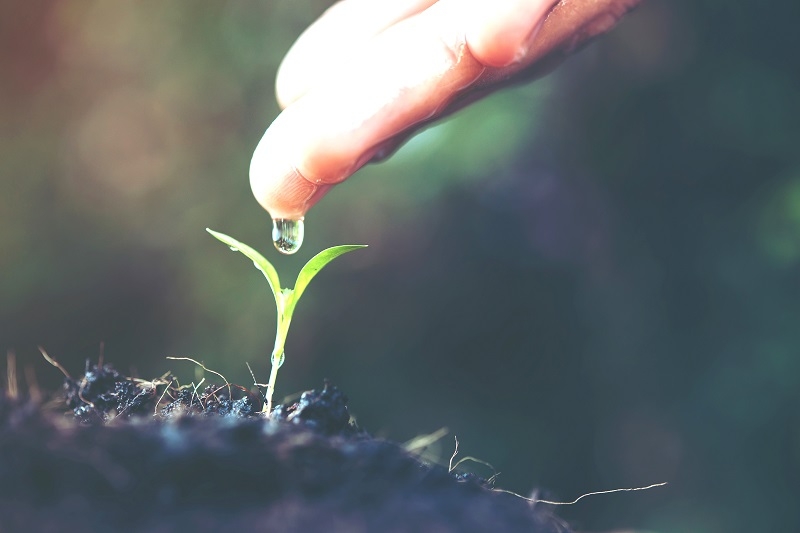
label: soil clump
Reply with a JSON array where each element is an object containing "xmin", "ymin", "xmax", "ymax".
[{"xmin": 0, "ymin": 361, "xmax": 568, "ymax": 532}]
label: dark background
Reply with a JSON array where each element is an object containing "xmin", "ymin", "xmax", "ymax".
[{"xmin": 2, "ymin": 1, "xmax": 799, "ymax": 531}]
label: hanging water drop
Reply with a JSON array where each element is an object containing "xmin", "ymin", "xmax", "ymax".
[{"xmin": 272, "ymin": 218, "xmax": 304, "ymax": 255}]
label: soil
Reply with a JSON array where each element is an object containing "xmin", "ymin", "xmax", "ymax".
[{"xmin": 0, "ymin": 361, "xmax": 570, "ymax": 532}]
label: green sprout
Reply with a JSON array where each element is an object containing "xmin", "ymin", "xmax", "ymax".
[{"xmin": 207, "ymin": 228, "xmax": 366, "ymax": 414}]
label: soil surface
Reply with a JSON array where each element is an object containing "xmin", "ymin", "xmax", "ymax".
[{"xmin": 0, "ymin": 361, "xmax": 569, "ymax": 532}]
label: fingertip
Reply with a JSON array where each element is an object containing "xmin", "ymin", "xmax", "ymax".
[{"xmin": 250, "ymin": 129, "xmax": 329, "ymax": 220}]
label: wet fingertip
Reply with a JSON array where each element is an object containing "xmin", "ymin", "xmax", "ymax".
[
  {"xmin": 250, "ymin": 166, "xmax": 321, "ymax": 220},
  {"xmin": 250, "ymin": 139, "xmax": 316, "ymax": 219}
]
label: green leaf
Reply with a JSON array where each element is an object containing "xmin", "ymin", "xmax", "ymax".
[
  {"xmin": 206, "ymin": 228, "xmax": 282, "ymax": 308},
  {"xmin": 207, "ymin": 229, "xmax": 367, "ymax": 415},
  {"xmin": 285, "ymin": 245, "xmax": 367, "ymax": 316}
]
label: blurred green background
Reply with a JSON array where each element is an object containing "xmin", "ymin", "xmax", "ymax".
[{"xmin": 2, "ymin": 0, "xmax": 799, "ymax": 531}]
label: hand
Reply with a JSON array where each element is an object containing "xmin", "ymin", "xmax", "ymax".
[{"xmin": 250, "ymin": 0, "xmax": 641, "ymax": 220}]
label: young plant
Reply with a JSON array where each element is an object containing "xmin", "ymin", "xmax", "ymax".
[{"xmin": 207, "ymin": 228, "xmax": 366, "ymax": 414}]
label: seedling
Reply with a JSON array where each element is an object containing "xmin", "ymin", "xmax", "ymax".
[{"xmin": 207, "ymin": 228, "xmax": 366, "ymax": 414}]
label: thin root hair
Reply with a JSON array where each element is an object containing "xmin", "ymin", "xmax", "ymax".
[
  {"xmin": 166, "ymin": 356, "xmax": 231, "ymax": 399},
  {"xmin": 494, "ymin": 482, "xmax": 668, "ymax": 506}
]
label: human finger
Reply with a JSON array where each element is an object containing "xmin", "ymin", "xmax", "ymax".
[
  {"xmin": 369, "ymin": 0, "xmax": 644, "ymax": 163},
  {"xmin": 276, "ymin": 0, "xmax": 438, "ymax": 108},
  {"xmin": 251, "ymin": 0, "xmax": 642, "ymax": 220},
  {"xmin": 463, "ymin": 0, "xmax": 558, "ymax": 68},
  {"xmin": 252, "ymin": 1, "xmax": 486, "ymax": 220}
]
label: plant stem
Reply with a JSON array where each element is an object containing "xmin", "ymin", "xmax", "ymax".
[
  {"xmin": 265, "ymin": 311, "xmax": 290, "ymax": 415},
  {"xmin": 265, "ymin": 351, "xmax": 281, "ymax": 414}
]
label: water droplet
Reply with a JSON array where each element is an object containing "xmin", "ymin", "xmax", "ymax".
[
  {"xmin": 272, "ymin": 218, "xmax": 304, "ymax": 255},
  {"xmin": 229, "ymin": 246, "xmax": 239, "ymax": 252}
]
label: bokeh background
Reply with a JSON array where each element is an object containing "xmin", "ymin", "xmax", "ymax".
[{"xmin": 2, "ymin": 1, "xmax": 799, "ymax": 531}]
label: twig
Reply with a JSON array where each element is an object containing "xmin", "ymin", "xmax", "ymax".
[
  {"xmin": 24, "ymin": 364, "xmax": 42, "ymax": 403},
  {"xmin": 245, "ymin": 361, "xmax": 268, "ymax": 407},
  {"xmin": 78, "ymin": 376, "xmax": 95, "ymax": 408},
  {"xmin": 449, "ymin": 436, "xmax": 460, "ymax": 472},
  {"xmin": 495, "ymin": 482, "xmax": 668, "ymax": 505},
  {"xmin": 154, "ymin": 378, "xmax": 175, "ymax": 415},
  {"xmin": 6, "ymin": 350, "xmax": 17, "ymax": 399},
  {"xmin": 167, "ymin": 356, "xmax": 231, "ymax": 399},
  {"xmin": 189, "ymin": 378, "xmax": 206, "ymax": 409},
  {"xmin": 451, "ymin": 456, "xmax": 498, "ymax": 476},
  {"xmin": 403, "ymin": 427, "xmax": 449, "ymax": 454},
  {"xmin": 447, "ymin": 435, "xmax": 498, "ymax": 480},
  {"xmin": 38, "ymin": 346, "xmax": 71, "ymax": 379}
]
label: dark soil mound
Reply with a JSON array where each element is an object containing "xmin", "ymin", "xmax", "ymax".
[{"xmin": 0, "ymin": 362, "xmax": 569, "ymax": 532}]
